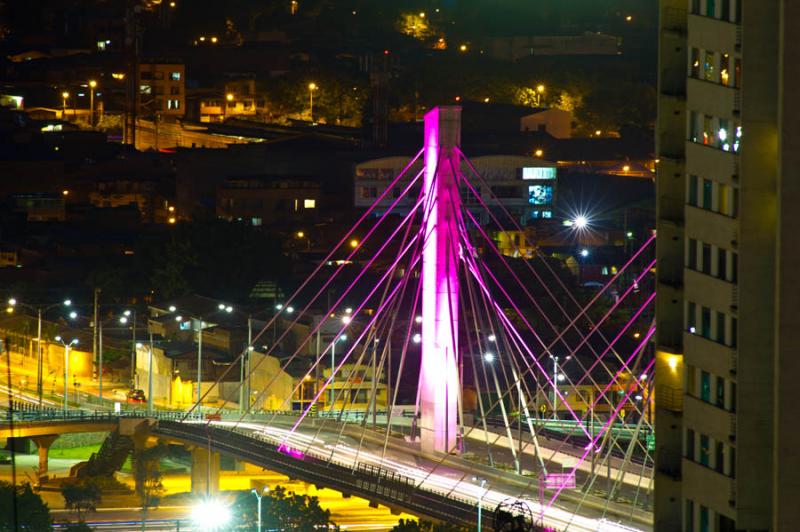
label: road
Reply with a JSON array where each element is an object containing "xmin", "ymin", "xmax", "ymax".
[{"xmin": 204, "ymin": 420, "xmax": 651, "ymax": 532}]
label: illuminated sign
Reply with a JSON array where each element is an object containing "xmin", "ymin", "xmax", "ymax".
[
  {"xmin": 528, "ymin": 185, "xmax": 553, "ymax": 205},
  {"xmin": 522, "ymin": 167, "xmax": 556, "ymax": 180}
]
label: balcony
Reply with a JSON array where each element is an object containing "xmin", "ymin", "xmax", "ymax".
[
  {"xmin": 684, "ymin": 395, "xmax": 734, "ymax": 445},
  {"xmin": 688, "ymin": 14, "xmax": 739, "ymax": 53},
  {"xmin": 683, "ymin": 332, "xmax": 737, "ymax": 379},
  {"xmin": 684, "ymin": 268, "xmax": 738, "ymax": 314},
  {"xmin": 687, "ymin": 78, "xmax": 738, "ymax": 120},
  {"xmin": 685, "ymin": 205, "xmax": 738, "ymax": 251},
  {"xmin": 682, "ymin": 459, "xmax": 737, "ymax": 515},
  {"xmin": 685, "ymin": 141, "xmax": 738, "ymax": 184}
]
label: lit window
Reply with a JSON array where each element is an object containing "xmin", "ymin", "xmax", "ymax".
[
  {"xmin": 303, "ymin": 199, "xmax": 316, "ymax": 209},
  {"xmin": 171, "ymin": 72, "xmax": 181, "ymax": 81},
  {"xmin": 167, "ymin": 99, "xmax": 181, "ymax": 110},
  {"xmin": 139, "ymin": 84, "xmax": 152, "ymax": 95}
]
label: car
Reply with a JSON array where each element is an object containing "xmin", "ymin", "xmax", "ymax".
[{"xmin": 126, "ymin": 389, "xmax": 146, "ymax": 403}]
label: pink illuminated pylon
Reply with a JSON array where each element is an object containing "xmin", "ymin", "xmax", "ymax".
[{"xmin": 420, "ymin": 107, "xmax": 461, "ymax": 454}]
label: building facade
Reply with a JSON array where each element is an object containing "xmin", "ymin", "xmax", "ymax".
[
  {"xmin": 655, "ymin": 1, "xmax": 800, "ymax": 530},
  {"xmin": 353, "ymin": 155, "xmax": 557, "ymax": 225},
  {"xmin": 136, "ymin": 63, "xmax": 185, "ymax": 118}
]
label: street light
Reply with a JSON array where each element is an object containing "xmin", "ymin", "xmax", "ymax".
[
  {"xmin": 88, "ymin": 80, "xmax": 97, "ymax": 128},
  {"xmin": 191, "ymin": 498, "xmax": 231, "ymax": 531},
  {"xmin": 61, "ymin": 91, "xmax": 69, "ymax": 120},
  {"xmin": 251, "ymin": 487, "xmax": 269, "ymax": 532},
  {"xmin": 329, "ymin": 315, "xmax": 350, "ymax": 412},
  {"xmin": 308, "ymin": 82, "xmax": 317, "ymax": 123},
  {"xmin": 54, "ymin": 335, "xmax": 78, "ymax": 412},
  {"xmin": 473, "ymin": 477, "xmax": 487, "ymax": 530},
  {"xmin": 549, "ymin": 355, "xmax": 570, "ymax": 419},
  {"xmin": 8, "ymin": 298, "xmax": 72, "ymax": 405}
]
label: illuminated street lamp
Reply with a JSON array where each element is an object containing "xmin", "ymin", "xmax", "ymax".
[
  {"xmin": 549, "ymin": 355, "xmax": 571, "ymax": 419},
  {"xmin": 329, "ymin": 316, "xmax": 349, "ymax": 412},
  {"xmin": 191, "ymin": 498, "xmax": 231, "ymax": 531},
  {"xmin": 308, "ymin": 82, "xmax": 318, "ymax": 123},
  {"xmin": 88, "ymin": 80, "xmax": 97, "ymax": 128},
  {"xmin": 61, "ymin": 91, "xmax": 69, "ymax": 120},
  {"xmin": 7, "ymin": 298, "xmax": 71, "ymax": 405},
  {"xmin": 251, "ymin": 487, "xmax": 269, "ymax": 532},
  {"xmin": 54, "ymin": 335, "xmax": 79, "ymax": 412}
]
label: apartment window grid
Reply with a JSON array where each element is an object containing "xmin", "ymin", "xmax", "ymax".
[
  {"xmin": 686, "ymin": 364, "xmax": 736, "ymax": 413},
  {"xmin": 685, "ymin": 238, "xmax": 739, "ymax": 282},
  {"xmin": 684, "ymin": 426, "xmax": 737, "ymax": 477},
  {"xmin": 689, "ymin": 0, "xmax": 742, "ymax": 23},
  {"xmin": 687, "ymin": 174, "xmax": 739, "ymax": 218},
  {"xmin": 689, "ymin": 47, "xmax": 741, "ymax": 88},
  {"xmin": 688, "ymin": 111, "xmax": 741, "ymax": 153},
  {"xmin": 686, "ymin": 301, "xmax": 738, "ymax": 348}
]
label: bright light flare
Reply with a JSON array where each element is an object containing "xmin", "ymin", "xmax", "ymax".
[
  {"xmin": 573, "ymin": 215, "xmax": 588, "ymax": 229},
  {"xmin": 191, "ymin": 499, "xmax": 231, "ymax": 531}
]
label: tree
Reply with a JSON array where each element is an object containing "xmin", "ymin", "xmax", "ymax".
[
  {"xmin": 0, "ymin": 480, "xmax": 53, "ymax": 531},
  {"xmin": 133, "ymin": 444, "xmax": 168, "ymax": 531},
  {"xmin": 62, "ymin": 479, "xmax": 102, "ymax": 521},
  {"xmin": 232, "ymin": 485, "xmax": 333, "ymax": 531}
]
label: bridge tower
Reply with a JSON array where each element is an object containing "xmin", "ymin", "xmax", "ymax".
[{"xmin": 420, "ymin": 107, "xmax": 462, "ymax": 454}]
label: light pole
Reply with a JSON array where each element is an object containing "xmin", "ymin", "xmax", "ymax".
[
  {"xmin": 136, "ymin": 334, "xmax": 155, "ymax": 415},
  {"xmin": 61, "ymin": 91, "xmax": 69, "ymax": 120},
  {"xmin": 308, "ymin": 82, "xmax": 317, "ymax": 123},
  {"xmin": 7, "ymin": 298, "xmax": 72, "ymax": 405},
  {"xmin": 251, "ymin": 487, "xmax": 269, "ymax": 532},
  {"xmin": 88, "ymin": 80, "xmax": 97, "ymax": 128},
  {"xmin": 119, "ymin": 310, "xmax": 137, "ymax": 388},
  {"xmin": 549, "ymin": 355, "xmax": 569, "ymax": 420},
  {"xmin": 224, "ymin": 92, "xmax": 234, "ymax": 121},
  {"xmin": 54, "ymin": 336, "xmax": 78, "ymax": 413},
  {"xmin": 172, "ymin": 303, "xmax": 233, "ymax": 408},
  {"xmin": 329, "ymin": 329, "xmax": 347, "ymax": 413},
  {"xmin": 475, "ymin": 477, "xmax": 487, "ymax": 530},
  {"xmin": 534, "ymin": 84, "xmax": 545, "ymax": 106}
]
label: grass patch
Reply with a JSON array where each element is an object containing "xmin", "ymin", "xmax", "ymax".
[{"xmin": 49, "ymin": 444, "xmax": 102, "ymax": 460}]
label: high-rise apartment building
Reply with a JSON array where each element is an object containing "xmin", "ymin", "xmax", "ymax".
[{"xmin": 656, "ymin": 1, "xmax": 800, "ymax": 530}]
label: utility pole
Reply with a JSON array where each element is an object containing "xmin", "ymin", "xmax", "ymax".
[
  {"xmin": 99, "ymin": 322, "xmax": 104, "ymax": 402},
  {"xmin": 36, "ymin": 308, "xmax": 42, "ymax": 405},
  {"xmin": 93, "ymin": 288, "xmax": 99, "ymax": 399}
]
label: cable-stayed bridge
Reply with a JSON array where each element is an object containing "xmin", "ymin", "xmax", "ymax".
[{"xmin": 2, "ymin": 107, "xmax": 655, "ymax": 531}]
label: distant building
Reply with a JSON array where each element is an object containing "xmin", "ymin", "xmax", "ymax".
[
  {"xmin": 216, "ymin": 176, "xmax": 321, "ymax": 226},
  {"xmin": 197, "ymin": 79, "xmax": 267, "ymax": 123},
  {"xmin": 136, "ymin": 62, "xmax": 185, "ymax": 118},
  {"xmin": 10, "ymin": 193, "xmax": 66, "ymax": 222},
  {"xmin": 488, "ymin": 32, "xmax": 620, "ymax": 61},
  {"xmin": 354, "ymin": 155, "xmax": 557, "ymax": 224},
  {"xmin": 520, "ymin": 108, "xmax": 573, "ymax": 138}
]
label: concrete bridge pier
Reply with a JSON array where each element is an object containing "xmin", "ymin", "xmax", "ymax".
[
  {"xmin": 189, "ymin": 445, "xmax": 220, "ymax": 496},
  {"xmin": 31, "ymin": 434, "xmax": 58, "ymax": 479}
]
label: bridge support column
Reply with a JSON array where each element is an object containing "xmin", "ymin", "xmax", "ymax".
[
  {"xmin": 31, "ymin": 434, "xmax": 59, "ymax": 478},
  {"xmin": 190, "ymin": 446, "xmax": 220, "ymax": 496},
  {"xmin": 420, "ymin": 106, "xmax": 461, "ymax": 455}
]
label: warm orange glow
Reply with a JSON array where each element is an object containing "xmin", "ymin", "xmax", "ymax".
[
  {"xmin": 536, "ymin": 84, "xmax": 545, "ymax": 93},
  {"xmin": 168, "ymin": 217, "xmax": 176, "ymax": 224},
  {"xmin": 112, "ymin": 72, "xmax": 125, "ymax": 80},
  {"xmin": 623, "ymin": 165, "xmax": 631, "ymax": 172},
  {"xmin": 89, "ymin": 80, "xmax": 97, "ymax": 88},
  {"xmin": 349, "ymin": 239, "xmax": 359, "ymax": 248},
  {"xmin": 62, "ymin": 190, "xmax": 69, "ymax": 196},
  {"xmin": 308, "ymin": 82, "xmax": 317, "ymax": 91},
  {"xmin": 226, "ymin": 93, "xmax": 234, "ymax": 101},
  {"xmin": 459, "ymin": 44, "xmax": 468, "ymax": 52},
  {"xmin": 667, "ymin": 356, "xmax": 679, "ymax": 371},
  {"xmin": 61, "ymin": 91, "xmax": 69, "ymax": 99},
  {"xmin": 211, "ymin": 36, "xmax": 218, "ymax": 43},
  {"xmin": 168, "ymin": 205, "xmax": 175, "ymax": 212},
  {"xmin": 297, "ymin": 231, "xmax": 305, "ymax": 238},
  {"xmin": 534, "ymin": 149, "xmax": 544, "ymax": 158}
]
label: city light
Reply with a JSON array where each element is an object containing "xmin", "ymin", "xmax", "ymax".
[
  {"xmin": 341, "ymin": 315, "xmax": 352, "ymax": 325},
  {"xmin": 534, "ymin": 149, "xmax": 544, "ymax": 158},
  {"xmin": 412, "ymin": 333, "xmax": 421, "ymax": 344},
  {"xmin": 557, "ymin": 373, "xmax": 566, "ymax": 382},
  {"xmin": 580, "ymin": 249, "xmax": 589, "ymax": 257},
  {"xmin": 69, "ymin": 311, "xmax": 78, "ymax": 319},
  {"xmin": 487, "ymin": 334, "xmax": 496, "ymax": 342},
  {"xmin": 296, "ymin": 231, "xmax": 305, "ymax": 238},
  {"xmin": 573, "ymin": 215, "xmax": 589, "ymax": 229},
  {"xmin": 7, "ymin": 298, "xmax": 15, "ymax": 306},
  {"xmin": 275, "ymin": 304, "xmax": 283, "ymax": 311},
  {"xmin": 349, "ymin": 239, "xmax": 359, "ymax": 248},
  {"xmin": 415, "ymin": 315, "xmax": 423, "ymax": 324},
  {"xmin": 483, "ymin": 352, "xmax": 495, "ymax": 363},
  {"xmin": 286, "ymin": 306, "xmax": 294, "ymax": 313},
  {"xmin": 345, "ymin": 307, "xmax": 352, "ymax": 314},
  {"xmin": 191, "ymin": 499, "xmax": 231, "ymax": 531},
  {"xmin": 459, "ymin": 44, "xmax": 468, "ymax": 52},
  {"xmin": 168, "ymin": 305, "xmax": 177, "ymax": 312},
  {"xmin": 119, "ymin": 316, "xmax": 128, "ymax": 324},
  {"xmin": 89, "ymin": 80, "xmax": 97, "ymax": 89},
  {"xmin": 175, "ymin": 315, "xmax": 183, "ymax": 322}
]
